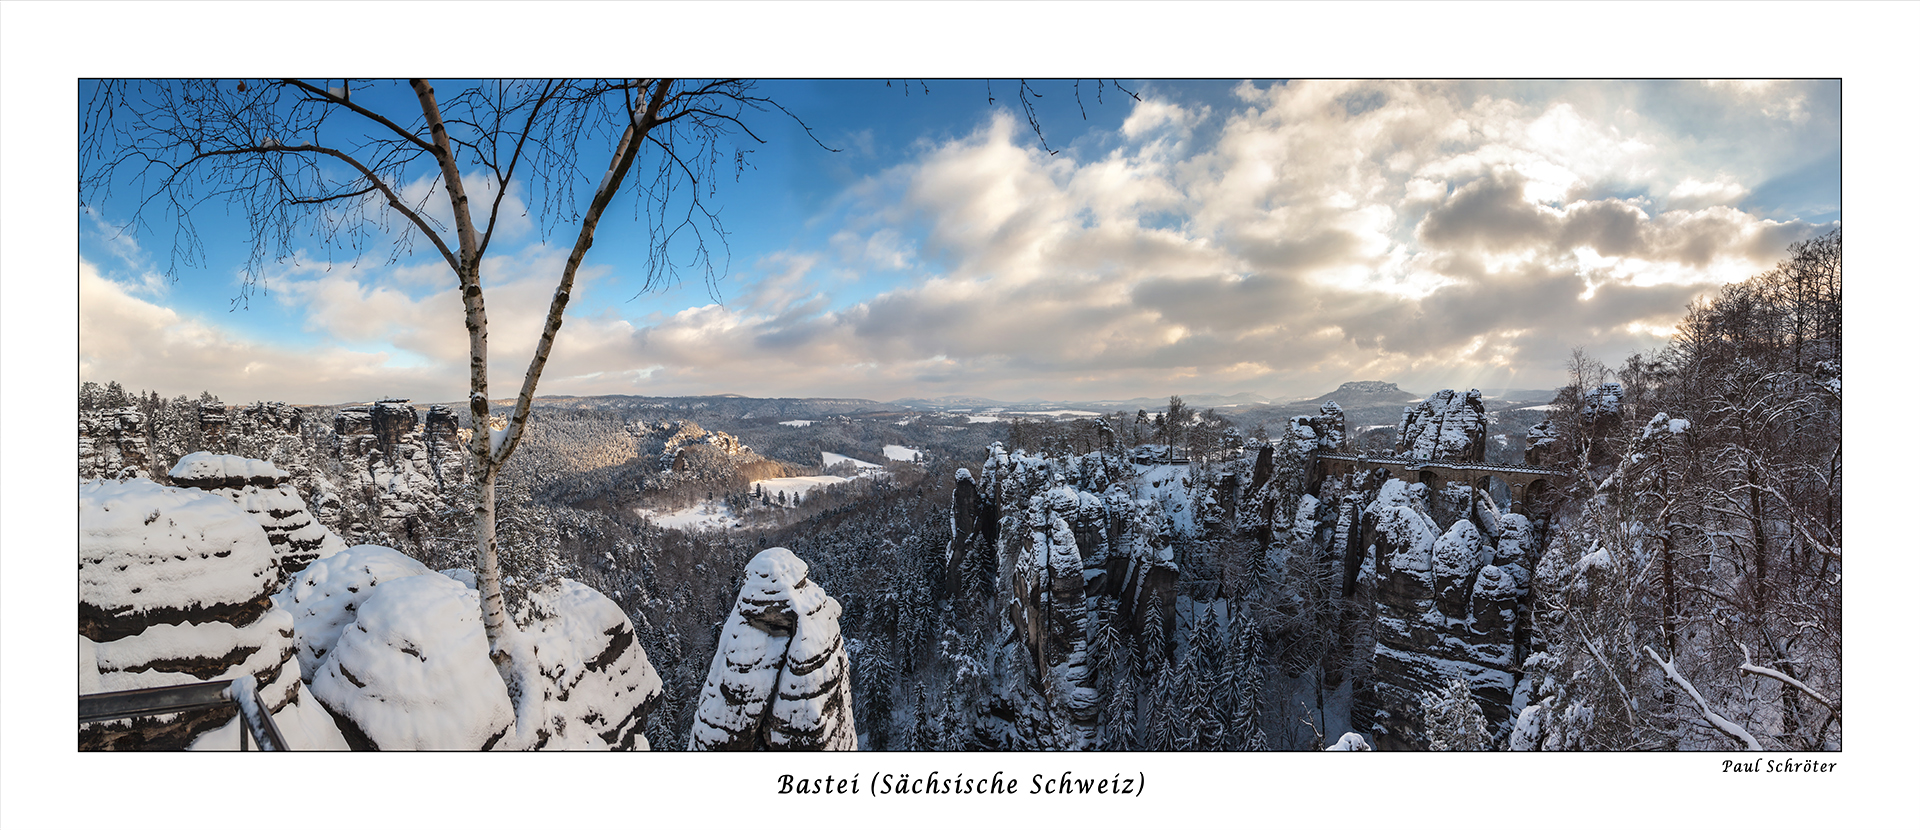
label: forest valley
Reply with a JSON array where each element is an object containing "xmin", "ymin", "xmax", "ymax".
[{"xmin": 77, "ymin": 231, "xmax": 1839, "ymax": 751}]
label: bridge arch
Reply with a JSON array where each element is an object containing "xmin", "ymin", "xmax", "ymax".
[{"xmin": 1518, "ymin": 477, "xmax": 1553, "ymax": 510}]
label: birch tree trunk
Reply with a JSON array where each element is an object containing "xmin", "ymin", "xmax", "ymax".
[{"xmin": 410, "ymin": 79, "xmax": 675, "ymax": 690}]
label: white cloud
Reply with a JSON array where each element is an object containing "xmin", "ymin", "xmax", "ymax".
[
  {"xmin": 80, "ymin": 258, "xmax": 444, "ymax": 403},
  {"xmin": 81, "ymin": 81, "xmax": 1837, "ymax": 404}
]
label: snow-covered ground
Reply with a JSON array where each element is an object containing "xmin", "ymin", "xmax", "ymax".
[
  {"xmin": 761, "ymin": 474, "xmax": 856, "ymax": 500},
  {"xmin": 637, "ymin": 501, "xmax": 749, "ymax": 531},
  {"xmin": 967, "ymin": 415, "xmax": 1002, "ymax": 423},
  {"xmin": 1010, "ymin": 409, "xmax": 1098, "ymax": 417},
  {"xmin": 882, "ymin": 444, "xmax": 923, "ymax": 462},
  {"xmin": 778, "ymin": 419, "xmax": 813, "ymax": 427},
  {"xmin": 821, "ymin": 451, "xmax": 880, "ymax": 469},
  {"xmin": 1518, "ymin": 404, "xmax": 1556, "ymax": 411}
]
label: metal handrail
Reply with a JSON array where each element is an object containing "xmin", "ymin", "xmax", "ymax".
[
  {"xmin": 1313, "ymin": 452, "xmax": 1565, "ymax": 477},
  {"xmin": 80, "ymin": 676, "xmax": 289, "ymax": 751}
]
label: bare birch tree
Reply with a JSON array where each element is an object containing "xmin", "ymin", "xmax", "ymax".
[{"xmin": 80, "ymin": 79, "xmax": 829, "ymax": 712}]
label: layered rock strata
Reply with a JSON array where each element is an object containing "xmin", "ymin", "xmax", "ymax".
[
  {"xmin": 1356, "ymin": 479, "xmax": 1536, "ymax": 749},
  {"xmin": 688, "ymin": 548, "xmax": 857, "ymax": 750},
  {"xmin": 168, "ymin": 452, "xmax": 347, "ymax": 585},
  {"xmin": 79, "ymin": 478, "xmax": 334, "ymax": 749}
]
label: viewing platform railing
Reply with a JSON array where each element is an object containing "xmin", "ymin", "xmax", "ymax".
[{"xmin": 79, "ymin": 676, "xmax": 289, "ymax": 751}]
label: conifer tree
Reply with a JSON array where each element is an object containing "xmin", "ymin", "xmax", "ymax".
[{"xmin": 1421, "ymin": 675, "xmax": 1492, "ymax": 751}]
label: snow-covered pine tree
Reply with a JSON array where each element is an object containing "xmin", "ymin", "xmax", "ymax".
[
  {"xmin": 1421, "ymin": 675, "xmax": 1492, "ymax": 751},
  {"xmin": 1145, "ymin": 666, "xmax": 1178, "ymax": 751},
  {"xmin": 1105, "ymin": 667, "xmax": 1137, "ymax": 750}
]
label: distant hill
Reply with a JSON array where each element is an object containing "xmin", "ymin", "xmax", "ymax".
[
  {"xmin": 528, "ymin": 394, "xmax": 890, "ymax": 420},
  {"xmin": 1292, "ymin": 381, "xmax": 1421, "ymax": 408},
  {"xmin": 892, "ymin": 391, "xmax": 1272, "ymax": 413}
]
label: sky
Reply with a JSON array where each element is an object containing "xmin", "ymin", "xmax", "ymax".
[{"xmin": 78, "ymin": 78, "xmax": 1838, "ymax": 406}]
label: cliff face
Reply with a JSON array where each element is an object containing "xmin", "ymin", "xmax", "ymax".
[
  {"xmin": 1290, "ymin": 400, "xmax": 1348, "ymax": 454},
  {"xmin": 688, "ymin": 548, "xmax": 857, "ymax": 750},
  {"xmin": 1352, "ymin": 479, "xmax": 1536, "ymax": 749},
  {"xmin": 1397, "ymin": 389, "xmax": 1487, "ymax": 462},
  {"xmin": 329, "ymin": 400, "xmax": 468, "ymax": 550},
  {"xmin": 944, "ymin": 410, "xmax": 1541, "ymax": 751},
  {"xmin": 78, "ymin": 406, "xmax": 153, "ymax": 481}
]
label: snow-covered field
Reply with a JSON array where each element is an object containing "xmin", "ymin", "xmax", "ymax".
[
  {"xmin": 778, "ymin": 419, "xmax": 813, "ymax": 427},
  {"xmin": 759, "ymin": 474, "xmax": 855, "ymax": 501},
  {"xmin": 821, "ymin": 451, "xmax": 880, "ymax": 469},
  {"xmin": 637, "ymin": 501, "xmax": 749, "ymax": 532},
  {"xmin": 967, "ymin": 415, "xmax": 1002, "ymax": 423},
  {"xmin": 882, "ymin": 444, "xmax": 922, "ymax": 462},
  {"xmin": 634, "ymin": 452, "xmax": 894, "ymax": 532},
  {"xmin": 1011, "ymin": 409, "xmax": 1098, "ymax": 417}
]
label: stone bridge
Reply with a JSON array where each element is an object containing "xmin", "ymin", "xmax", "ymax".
[{"xmin": 1311, "ymin": 452, "xmax": 1568, "ymax": 509}]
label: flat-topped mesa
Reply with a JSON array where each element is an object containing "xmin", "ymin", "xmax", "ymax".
[
  {"xmin": 1397, "ymin": 388, "xmax": 1487, "ymax": 463},
  {"xmin": 688, "ymin": 548, "xmax": 857, "ymax": 751}
]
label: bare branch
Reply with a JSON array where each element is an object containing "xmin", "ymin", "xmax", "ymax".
[
  {"xmin": 1645, "ymin": 646, "xmax": 1763, "ymax": 750},
  {"xmin": 277, "ymin": 79, "xmax": 435, "ymax": 154},
  {"xmin": 1739, "ymin": 644, "xmax": 1839, "ymax": 718}
]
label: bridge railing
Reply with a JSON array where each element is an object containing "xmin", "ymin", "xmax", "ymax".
[
  {"xmin": 1312, "ymin": 451, "xmax": 1564, "ymax": 478},
  {"xmin": 79, "ymin": 676, "xmax": 289, "ymax": 751}
]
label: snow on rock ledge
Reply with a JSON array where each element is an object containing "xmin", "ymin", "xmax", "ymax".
[
  {"xmin": 275, "ymin": 545, "xmax": 438, "ymax": 683},
  {"xmin": 169, "ymin": 452, "xmax": 347, "ymax": 584},
  {"xmin": 309, "ymin": 573, "xmax": 514, "ymax": 750},
  {"xmin": 689, "ymin": 548, "xmax": 856, "ymax": 750},
  {"xmin": 79, "ymin": 478, "xmax": 342, "ymax": 750},
  {"xmin": 281, "ymin": 546, "xmax": 664, "ymax": 750},
  {"xmin": 81, "ymin": 478, "xmax": 279, "ymax": 642},
  {"xmin": 1397, "ymin": 389, "xmax": 1487, "ymax": 462},
  {"xmin": 516, "ymin": 579, "xmax": 664, "ymax": 749}
]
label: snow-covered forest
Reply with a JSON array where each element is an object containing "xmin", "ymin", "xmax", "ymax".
[{"xmin": 76, "ymin": 232, "xmax": 1839, "ymax": 751}]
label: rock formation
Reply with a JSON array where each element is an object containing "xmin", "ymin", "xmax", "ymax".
[
  {"xmin": 275, "ymin": 545, "xmax": 442, "ymax": 682},
  {"xmin": 279, "ymin": 546, "xmax": 663, "ymax": 750},
  {"xmin": 1525, "ymin": 419, "xmax": 1560, "ymax": 466},
  {"xmin": 514, "ymin": 578, "xmax": 665, "ymax": 750},
  {"xmin": 1289, "ymin": 400, "xmax": 1348, "ymax": 454},
  {"xmin": 948, "ymin": 443, "xmax": 1188, "ymax": 748},
  {"xmin": 78, "ymin": 405, "xmax": 152, "ymax": 481},
  {"xmin": 307, "ymin": 571, "xmax": 515, "ymax": 750},
  {"xmin": 1396, "ymin": 389, "xmax": 1487, "ymax": 462},
  {"xmin": 329, "ymin": 399, "xmax": 468, "ymax": 547},
  {"xmin": 1355, "ymin": 479, "xmax": 1536, "ymax": 749},
  {"xmin": 168, "ymin": 452, "xmax": 347, "ymax": 584},
  {"xmin": 656, "ymin": 420, "xmax": 751, "ymax": 472},
  {"xmin": 79, "ymin": 477, "xmax": 343, "ymax": 750},
  {"xmin": 688, "ymin": 548, "xmax": 857, "ymax": 750}
]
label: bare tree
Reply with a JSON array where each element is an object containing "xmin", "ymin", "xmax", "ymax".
[{"xmin": 80, "ymin": 79, "xmax": 831, "ymax": 719}]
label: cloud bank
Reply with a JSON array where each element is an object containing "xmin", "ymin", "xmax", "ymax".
[{"xmin": 82, "ymin": 80, "xmax": 1837, "ymax": 404}]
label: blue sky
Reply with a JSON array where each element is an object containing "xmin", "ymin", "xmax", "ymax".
[{"xmin": 79, "ymin": 78, "xmax": 1839, "ymax": 405}]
